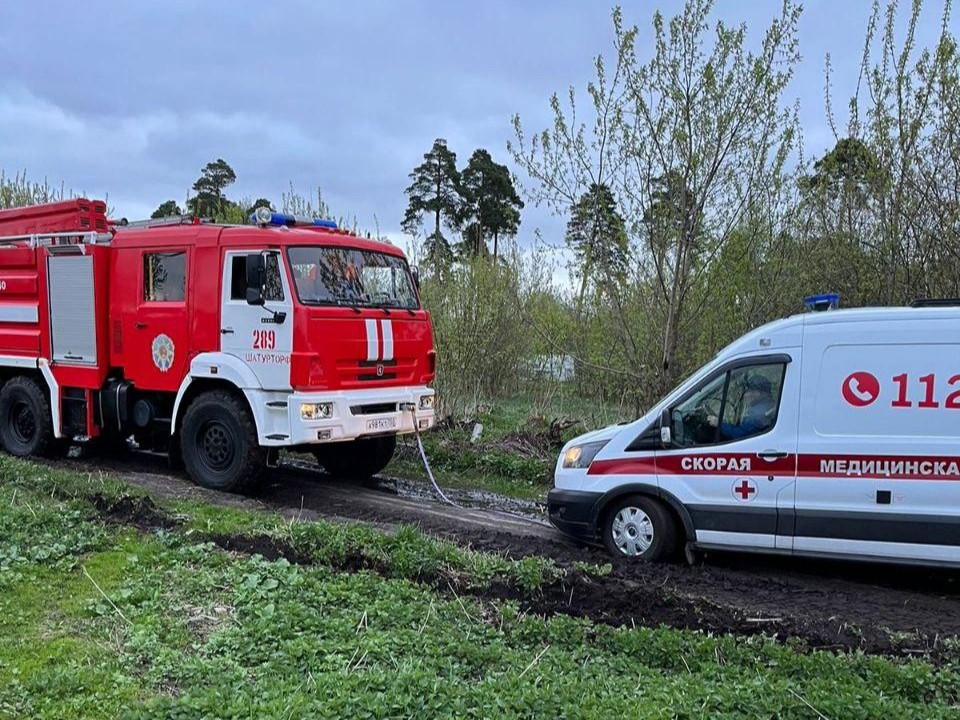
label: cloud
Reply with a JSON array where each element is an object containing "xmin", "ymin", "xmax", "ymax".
[{"xmin": 0, "ymin": 0, "xmax": 938, "ymax": 242}]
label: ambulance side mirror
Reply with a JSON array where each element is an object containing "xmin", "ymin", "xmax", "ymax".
[
  {"xmin": 245, "ymin": 254, "xmax": 266, "ymax": 306},
  {"xmin": 659, "ymin": 409, "xmax": 672, "ymax": 448}
]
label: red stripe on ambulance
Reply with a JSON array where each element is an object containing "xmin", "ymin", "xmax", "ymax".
[
  {"xmin": 799, "ymin": 454, "xmax": 960, "ymax": 481},
  {"xmin": 588, "ymin": 453, "xmax": 795, "ymax": 476},
  {"xmin": 589, "ymin": 452, "xmax": 960, "ymax": 480}
]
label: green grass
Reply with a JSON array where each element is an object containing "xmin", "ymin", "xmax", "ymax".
[{"xmin": 0, "ymin": 456, "xmax": 958, "ymax": 718}]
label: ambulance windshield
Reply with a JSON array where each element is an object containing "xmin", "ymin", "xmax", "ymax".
[{"xmin": 287, "ymin": 246, "xmax": 419, "ymax": 310}]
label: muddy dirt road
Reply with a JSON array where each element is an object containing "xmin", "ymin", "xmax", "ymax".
[{"xmin": 54, "ymin": 451, "xmax": 960, "ymax": 656}]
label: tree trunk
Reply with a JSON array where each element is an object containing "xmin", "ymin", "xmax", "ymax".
[{"xmin": 435, "ymin": 159, "xmax": 442, "ymax": 239}]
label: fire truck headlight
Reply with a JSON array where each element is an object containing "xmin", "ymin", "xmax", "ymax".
[
  {"xmin": 561, "ymin": 441, "xmax": 607, "ymax": 469},
  {"xmin": 300, "ymin": 402, "xmax": 333, "ymax": 421},
  {"xmin": 418, "ymin": 394, "xmax": 435, "ymax": 410}
]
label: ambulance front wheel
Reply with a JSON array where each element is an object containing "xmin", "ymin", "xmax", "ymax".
[
  {"xmin": 181, "ymin": 390, "xmax": 265, "ymax": 493},
  {"xmin": 601, "ymin": 495, "xmax": 678, "ymax": 562}
]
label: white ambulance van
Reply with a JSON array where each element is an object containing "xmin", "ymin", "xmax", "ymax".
[{"xmin": 548, "ymin": 298, "xmax": 960, "ymax": 566}]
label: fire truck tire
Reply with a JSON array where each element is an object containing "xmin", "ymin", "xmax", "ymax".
[
  {"xmin": 313, "ymin": 435, "xmax": 396, "ymax": 480},
  {"xmin": 181, "ymin": 390, "xmax": 265, "ymax": 493},
  {"xmin": 600, "ymin": 495, "xmax": 678, "ymax": 562},
  {"xmin": 0, "ymin": 375, "xmax": 55, "ymax": 458}
]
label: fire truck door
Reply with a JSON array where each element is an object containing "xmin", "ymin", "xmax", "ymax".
[
  {"xmin": 220, "ymin": 250, "xmax": 293, "ymax": 391},
  {"xmin": 127, "ymin": 249, "xmax": 190, "ymax": 391}
]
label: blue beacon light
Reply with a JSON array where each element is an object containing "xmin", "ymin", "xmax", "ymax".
[
  {"xmin": 250, "ymin": 207, "xmax": 338, "ymax": 229},
  {"xmin": 803, "ymin": 293, "xmax": 840, "ymax": 312}
]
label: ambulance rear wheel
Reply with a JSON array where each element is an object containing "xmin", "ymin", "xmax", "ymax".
[
  {"xmin": 601, "ymin": 496, "xmax": 678, "ymax": 562},
  {"xmin": 0, "ymin": 375, "xmax": 55, "ymax": 458},
  {"xmin": 181, "ymin": 390, "xmax": 265, "ymax": 493},
  {"xmin": 313, "ymin": 435, "xmax": 396, "ymax": 480}
]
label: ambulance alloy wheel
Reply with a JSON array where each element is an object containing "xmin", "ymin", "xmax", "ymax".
[
  {"xmin": 601, "ymin": 495, "xmax": 678, "ymax": 561},
  {"xmin": 313, "ymin": 435, "xmax": 397, "ymax": 480},
  {"xmin": 181, "ymin": 390, "xmax": 265, "ymax": 493},
  {"xmin": 0, "ymin": 376, "xmax": 55, "ymax": 458}
]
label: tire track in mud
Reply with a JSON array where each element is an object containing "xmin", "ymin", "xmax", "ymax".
[{"xmin": 51, "ymin": 451, "xmax": 960, "ymax": 657}]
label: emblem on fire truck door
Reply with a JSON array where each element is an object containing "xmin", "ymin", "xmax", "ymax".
[{"xmin": 151, "ymin": 333, "xmax": 175, "ymax": 372}]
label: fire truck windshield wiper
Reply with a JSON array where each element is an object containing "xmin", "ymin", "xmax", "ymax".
[{"xmin": 328, "ymin": 298, "xmax": 362, "ymax": 313}]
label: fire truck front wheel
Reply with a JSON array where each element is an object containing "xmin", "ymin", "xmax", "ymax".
[
  {"xmin": 181, "ymin": 390, "xmax": 265, "ymax": 493},
  {"xmin": 0, "ymin": 376, "xmax": 55, "ymax": 458}
]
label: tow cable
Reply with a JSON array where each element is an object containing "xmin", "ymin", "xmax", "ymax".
[
  {"xmin": 400, "ymin": 403, "xmax": 550, "ymax": 527},
  {"xmin": 400, "ymin": 402, "xmax": 459, "ymax": 507}
]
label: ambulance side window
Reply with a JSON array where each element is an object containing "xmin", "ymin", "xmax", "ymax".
[
  {"xmin": 143, "ymin": 252, "xmax": 186, "ymax": 302},
  {"xmin": 717, "ymin": 364, "xmax": 785, "ymax": 442},
  {"xmin": 669, "ymin": 361, "xmax": 786, "ymax": 447},
  {"xmin": 229, "ymin": 254, "xmax": 284, "ymax": 302},
  {"xmin": 670, "ymin": 373, "xmax": 727, "ymax": 447}
]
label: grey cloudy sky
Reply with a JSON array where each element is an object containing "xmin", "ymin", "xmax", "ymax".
[{"xmin": 0, "ymin": 1, "xmax": 949, "ymax": 246}]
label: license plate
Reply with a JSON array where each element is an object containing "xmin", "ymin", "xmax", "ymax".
[{"xmin": 366, "ymin": 417, "xmax": 397, "ymax": 432}]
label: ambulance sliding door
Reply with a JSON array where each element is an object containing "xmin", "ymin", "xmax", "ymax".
[{"xmin": 795, "ymin": 319, "xmax": 960, "ymax": 565}]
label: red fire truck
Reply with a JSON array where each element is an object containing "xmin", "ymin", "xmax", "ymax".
[{"xmin": 0, "ymin": 199, "xmax": 436, "ymax": 491}]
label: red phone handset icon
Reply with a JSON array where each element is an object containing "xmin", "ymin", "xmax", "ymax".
[{"xmin": 842, "ymin": 372, "xmax": 880, "ymax": 407}]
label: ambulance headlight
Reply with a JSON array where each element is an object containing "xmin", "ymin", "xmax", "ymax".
[
  {"xmin": 300, "ymin": 402, "xmax": 333, "ymax": 420},
  {"xmin": 419, "ymin": 394, "xmax": 435, "ymax": 410},
  {"xmin": 561, "ymin": 441, "xmax": 607, "ymax": 469}
]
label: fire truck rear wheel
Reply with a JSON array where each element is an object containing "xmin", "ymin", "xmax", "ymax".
[
  {"xmin": 181, "ymin": 390, "xmax": 265, "ymax": 493},
  {"xmin": 0, "ymin": 375, "xmax": 55, "ymax": 458},
  {"xmin": 313, "ymin": 435, "xmax": 396, "ymax": 480},
  {"xmin": 601, "ymin": 495, "xmax": 678, "ymax": 562}
]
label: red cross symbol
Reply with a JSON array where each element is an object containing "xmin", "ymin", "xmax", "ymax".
[{"xmin": 733, "ymin": 479, "xmax": 756, "ymax": 501}]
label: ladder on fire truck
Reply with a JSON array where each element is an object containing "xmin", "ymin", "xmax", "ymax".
[{"xmin": 0, "ymin": 231, "xmax": 110, "ymax": 249}]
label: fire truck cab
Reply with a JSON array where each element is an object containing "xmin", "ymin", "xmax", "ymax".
[
  {"xmin": 0, "ymin": 200, "xmax": 436, "ymax": 491},
  {"xmin": 549, "ymin": 298, "xmax": 960, "ymax": 568}
]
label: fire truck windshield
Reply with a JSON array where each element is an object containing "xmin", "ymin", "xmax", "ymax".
[{"xmin": 287, "ymin": 246, "xmax": 420, "ymax": 310}]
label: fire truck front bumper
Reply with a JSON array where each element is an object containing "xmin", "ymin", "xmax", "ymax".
[{"xmin": 278, "ymin": 385, "xmax": 436, "ymax": 447}]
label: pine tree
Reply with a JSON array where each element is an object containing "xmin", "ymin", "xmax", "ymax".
[
  {"xmin": 186, "ymin": 159, "xmax": 237, "ymax": 219},
  {"xmin": 565, "ymin": 183, "xmax": 629, "ymax": 311},
  {"xmin": 402, "ymin": 139, "xmax": 465, "ymax": 272},
  {"xmin": 151, "ymin": 200, "xmax": 183, "ymax": 219},
  {"xmin": 460, "ymin": 149, "xmax": 523, "ymax": 260}
]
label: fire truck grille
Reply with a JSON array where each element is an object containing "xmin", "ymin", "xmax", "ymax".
[
  {"xmin": 336, "ymin": 358, "xmax": 416, "ymax": 387},
  {"xmin": 349, "ymin": 402, "xmax": 398, "ymax": 416}
]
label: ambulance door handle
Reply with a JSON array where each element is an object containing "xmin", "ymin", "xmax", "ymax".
[{"xmin": 757, "ymin": 450, "xmax": 787, "ymax": 461}]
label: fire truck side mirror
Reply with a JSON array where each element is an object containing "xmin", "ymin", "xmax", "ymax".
[
  {"xmin": 411, "ymin": 265, "xmax": 421, "ymax": 292},
  {"xmin": 245, "ymin": 254, "xmax": 266, "ymax": 306}
]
